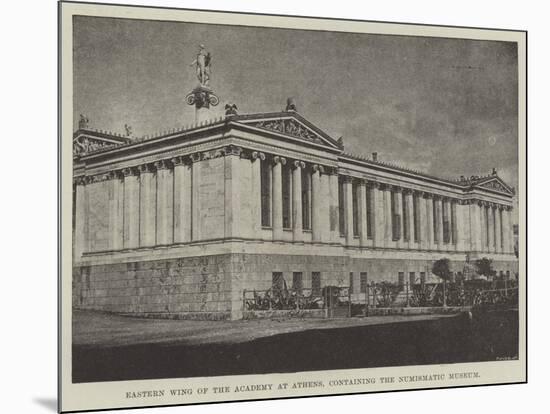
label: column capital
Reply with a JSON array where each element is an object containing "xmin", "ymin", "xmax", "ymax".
[
  {"xmin": 391, "ymin": 185, "xmax": 402, "ymax": 193},
  {"xmin": 292, "ymin": 160, "xmax": 306, "ymax": 169},
  {"xmin": 423, "ymin": 192, "xmax": 433, "ymax": 199},
  {"xmin": 223, "ymin": 144, "xmax": 242, "ymax": 157},
  {"xmin": 154, "ymin": 159, "xmax": 171, "ymax": 170},
  {"xmin": 137, "ymin": 163, "xmax": 154, "ymax": 174},
  {"xmin": 73, "ymin": 175, "xmax": 89, "ymax": 186},
  {"xmin": 189, "ymin": 152, "xmax": 202, "ymax": 163},
  {"xmin": 366, "ymin": 180, "xmax": 380, "ymax": 189},
  {"xmin": 342, "ymin": 175, "xmax": 353, "ymax": 184},
  {"xmin": 251, "ymin": 151, "xmax": 266, "ymax": 161},
  {"xmin": 171, "ymin": 155, "xmax": 189, "ymax": 166},
  {"xmin": 273, "ymin": 156, "xmax": 287, "ymax": 165},
  {"xmin": 402, "ymin": 188, "xmax": 413, "ymax": 195},
  {"xmin": 324, "ymin": 166, "xmax": 338, "ymax": 175},
  {"xmin": 121, "ymin": 167, "xmax": 138, "ymax": 177},
  {"xmin": 312, "ymin": 164, "xmax": 325, "ymax": 173}
]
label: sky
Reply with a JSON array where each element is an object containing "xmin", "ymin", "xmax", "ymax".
[{"xmin": 73, "ymin": 16, "xmax": 519, "ymax": 194}]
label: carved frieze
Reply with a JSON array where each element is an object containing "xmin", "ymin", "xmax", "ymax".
[
  {"xmin": 252, "ymin": 118, "xmax": 321, "ymax": 143},
  {"xmin": 73, "ymin": 136, "xmax": 116, "ymax": 156}
]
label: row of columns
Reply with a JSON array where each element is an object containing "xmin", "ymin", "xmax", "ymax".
[
  {"xmin": 263, "ymin": 156, "xmax": 514, "ymax": 254},
  {"xmin": 74, "ymin": 149, "xmax": 515, "ymax": 256}
]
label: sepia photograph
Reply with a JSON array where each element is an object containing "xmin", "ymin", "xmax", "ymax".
[{"xmin": 59, "ymin": 1, "xmax": 526, "ymax": 412}]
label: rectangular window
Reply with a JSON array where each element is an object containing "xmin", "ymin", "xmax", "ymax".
[
  {"xmin": 312, "ymin": 272, "xmax": 321, "ymax": 296},
  {"xmin": 349, "ymin": 272, "xmax": 354, "ymax": 294},
  {"xmin": 409, "ymin": 272, "xmax": 415, "ymax": 287},
  {"xmin": 292, "ymin": 272, "xmax": 303, "ymax": 294},
  {"xmin": 282, "ymin": 164, "xmax": 291, "ymax": 229},
  {"xmin": 338, "ymin": 176, "xmax": 345, "ymax": 235},
  {"xmin": 413, "ymin": 194, "xmax": 419, "ymax": 242},
  {"xmin": 360, "ymin": 272, "xmax": 368, "ymax": 293},
  {"xmin": 398, "ymin": 272, "xmax": 405, "ymax": 291},
  {"xmin": 391, "ymin": 191, "xmax": 401, "ymax": 240},
  {"xmin": 272, "ymin": 272, "xmax": 284, "ymax": 292},
  {"xmin": 260, "ymin": 160, "xmax": 271, "ymax": 227},
  {"xmin": 352, "ymin": 181, "xmax": 359, "ymax": 236},
  {"xmin": 302, "ymin": 168, "xmax": 311, "ymax": 230},
  {"xmin": 366, "ymin": 186, "xmax": 373, "ymax": 239},
  {"xmin": 402, "ymin": 194, "xmax": 409, "ymax": 241}
]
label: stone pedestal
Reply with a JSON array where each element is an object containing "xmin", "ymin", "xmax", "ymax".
[{"xmin": 186, "ymin": 85, "xmax": 219, "ymax": 124}]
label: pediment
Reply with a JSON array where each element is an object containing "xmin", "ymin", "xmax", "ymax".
[
  {"xmin": 73, "ymin": 131, "xmax": 131, "ymax": 156},
  {"xmin": 73, "ymin": 135, "xmax": 120, "ymax": 156},
  {"xmin": 234, "ymin": 112, "xmax": 342, "ymax": 151},
  {"xmin": 474, "ymin": 177, "xmax": 514, "ymax": 195}
]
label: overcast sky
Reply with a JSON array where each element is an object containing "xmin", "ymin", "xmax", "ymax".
[{"xmin": 74, "ymin": 16, "xmax": 518, "ymax": 194}]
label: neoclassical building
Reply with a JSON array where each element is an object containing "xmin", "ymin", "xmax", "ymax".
[{"xmin": 72, "ymin": 103, "xmax": 518, "ymax": 320}]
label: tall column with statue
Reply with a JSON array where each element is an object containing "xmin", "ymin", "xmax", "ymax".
[{"xmin": 186, "ymin": 44, "xmax": 219, "ymax": 124}]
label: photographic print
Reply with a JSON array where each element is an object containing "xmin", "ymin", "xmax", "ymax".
[{"xmin": 59, "ymin": 1, "xmax": 526, "ymax": 412}]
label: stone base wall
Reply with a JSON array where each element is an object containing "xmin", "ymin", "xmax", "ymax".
[
  {"xmin": 73, "ymin": 254, "xmax": 235, "ymax": 320},
  {"xmin": 73, "ymin": 252, "xmax": 519, "ymax": 320}
]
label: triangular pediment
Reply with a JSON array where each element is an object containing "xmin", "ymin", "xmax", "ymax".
[
  {"xmin": 73, "ymin": 130, "xmax": 132, "ymax": 156},
  {"xmin": 232, "ymin": 112, "xmax": 342, "ymax": 151},
  {"xmin": 473, "ymin": 176, "xmax": 515, "ymax": 195}
]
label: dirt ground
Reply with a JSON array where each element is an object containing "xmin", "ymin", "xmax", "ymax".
[{"xmin": 72, "ymin": 309, "xmax": 455, "ymax": 347}]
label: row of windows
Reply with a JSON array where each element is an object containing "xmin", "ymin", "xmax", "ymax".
[{"xmin": 272, "ymin": 271, "xmax": 321, "ymax": 295}]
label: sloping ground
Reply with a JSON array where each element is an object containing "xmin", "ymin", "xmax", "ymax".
[{"xmin": 73, "ymin": 309, "xmax": 455, "ymax": 347}]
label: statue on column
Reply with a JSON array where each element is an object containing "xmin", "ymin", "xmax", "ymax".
[{"xmin": 189, "ymin": 44, "xmax": 212, "ymax": 87}]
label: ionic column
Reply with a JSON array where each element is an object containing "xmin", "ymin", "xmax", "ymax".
[
  {"xmin": 416, "ymin": 191, "xmax": 427, "ymax": 250},
  {"xmin": 155, "ymin": 160, "xmax": 173, "ymax": 245},
  {"xmin": 488, "ymin": 204, "xmax": 495, "ymax": 253},
  {"xmin": 138, "ymin": 164, "xmax": 156, "ymax": 247},
  {"xmin": 172, "ymin": 156, "xmax": 192, "ymax": 243},
  {"xmin": 251, "ymin": 152, "xmax": 265, "ymax": 238},
  {"xmin": 383, "ymin": 185, "xmax": 393, "ymax": 247},
  {"xmin": 394, "ymin": 188, "xmax": 404, "ymax": 248},
  {"xmin": 108, "ymin": 171, "xmax": 124, "ymax": 250},
  {"xmin": 190, "ymin": 153, "xmax": 201, "ymax": 241},
  {"xmin": 371, "ymin": 182, "xmax": 384, "ymax": 248},
  {"xmin": 74, "ymin": 176, "xmax": 89, "ymax": 258},
  {"xmin": 495, "ymin": 205, "xmax": 503, "ymax": 254},
  {"xmin": 506, "ymin": 207, "xmax": 514, "ymax": 254},
  {"xmin": 454, "ymin": 200, "xmax": 464, "ymax": 251},
  {"xmin": 328, "ymin": 171, "xmax": 340, "ymax": 243},
  {"xmin": 343, "ymin": 176, "xmax": 354, "ymax": 246},
  {"xmin": 311, "ymin": 164, "xmax": 323, "ymax": 242},
  {"xmin": 320, "ymin": 170, "xmax": 331, "ymax": 242},
  {"xmin": 479, "ymin": 202, "xmax": 487, "ymax": 252},
  {"xmin": 501, "ymin": 206, "xmax": 510, "ymax": 254},
  {"xmin": 434, "ymin": 196, "xmax": 443, "ymax": 250},
  {"xmin": 425, "ymin": 194, "xmax": 434, "ymax": 250},
  {"xmin": 468, "ymin": 200, "xmax": 480, "ymax": 252},
  {"xmin": 122, "ymin": 167, "xmax": 139, "ymax": 249},
  {"xmin": 272, "ymin": 156, "xmax": 285, "ymax": 241},
  {"xmin": 292, "ymin": 160, "xmax": 304, "ymax": 242},
  {"xmin": 358, "ymin": 180, "xmax": 368, "ymax": 247},
  {"xmin": 404, "ymin": 189, "xmax": 414, "ymax": 249}
]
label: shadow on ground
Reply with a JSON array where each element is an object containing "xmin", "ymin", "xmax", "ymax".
[{"xmin": 73, "ymin": 309, "xmax": 518, "ymax": 383}]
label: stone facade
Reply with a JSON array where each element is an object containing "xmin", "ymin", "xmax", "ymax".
[{"xmin": 72, "ymin": 110, "xmax": 518, "ymax": 320}]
